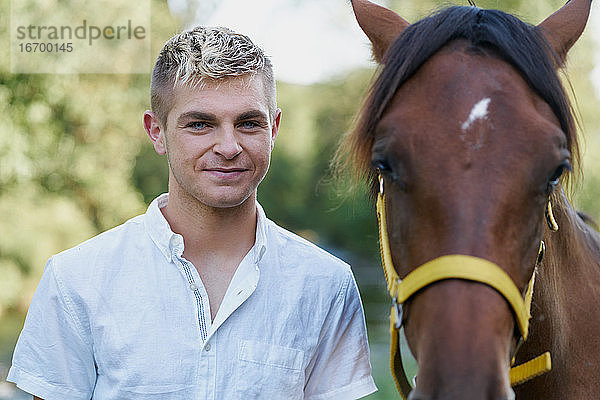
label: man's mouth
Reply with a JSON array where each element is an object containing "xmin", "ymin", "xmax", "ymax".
[
  {"xmin": 204, "ymin": 167, "xmax": 248, "ymax": 173},
  {"xmin": 203, "ymin": 167, "xmax": 249, "ymax": 179}
]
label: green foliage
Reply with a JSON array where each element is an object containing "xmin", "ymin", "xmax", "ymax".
[
  {"xmin": 132, "ymin": 143, "xmax": 169, "ymax": 204},
  {"xmin": 259, "ymin": 70, "xmax": 380, "ymax": 259},
  {"xmin": 0, "ymin": 0, "xmax": 178, "ymax": 316},
  {"xmin": 567, "ymin": 34, "xmax": 600, "ymax": 221},
  {"xmin": 0, "ymin": 72, "xmax": 149, "ymax": 314}
]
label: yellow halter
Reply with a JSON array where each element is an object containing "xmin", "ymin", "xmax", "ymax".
[{"xmin": 375, "ymin": 174, "xmax": 552, "ymax": 398}]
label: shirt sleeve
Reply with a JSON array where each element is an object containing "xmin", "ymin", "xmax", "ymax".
[
  {"xmin": 303, "ymin": 268, "xmax": 377, "ymax": 400},
  {"xmin": 7, "ymin": 257, "xmax": 96, "ymax": 400}
]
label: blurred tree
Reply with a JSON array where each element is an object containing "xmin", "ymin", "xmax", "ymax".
[
  {"xmin": 260, "ymin": 70, "xmax": 380, "ymax": 258},
  {"xmin": 0, "ymin": 0, "xmax": 179, "ymax": 315}
]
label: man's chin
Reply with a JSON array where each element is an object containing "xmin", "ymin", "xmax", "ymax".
[{"xmin": 199, "ymin": 192, "xmax": 255, "ymax": 210}]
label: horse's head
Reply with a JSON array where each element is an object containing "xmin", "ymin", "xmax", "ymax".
[{"xmin": 346, "ymin": 1, "xmax": 591, "ymax": 399}]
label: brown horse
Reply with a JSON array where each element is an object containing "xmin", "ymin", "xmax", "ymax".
[{"xmin": 338, "ymin": 0, "xmax": 600, "ymax": 399}]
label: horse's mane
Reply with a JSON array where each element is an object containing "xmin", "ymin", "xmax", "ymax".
[
  {"xmin": 533, "ymin": 191, "xmax": 600, "ymax": 361},
  {"xmin": 335, "ymin": 6, "xmax": 580, "ymax": 195}
]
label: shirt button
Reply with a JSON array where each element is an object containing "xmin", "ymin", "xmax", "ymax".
[
  {"xmin": 189, "ymin": 282, "xmax": 197, "ymax": 291},
  {"xmin": 204, "ymin": 343, "xmax": 211, "ymax": 352}
]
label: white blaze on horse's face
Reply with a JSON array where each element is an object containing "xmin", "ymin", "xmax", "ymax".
[{"xmin": 461, "ymin": 97, "xmax": 491, "ymax": 132}]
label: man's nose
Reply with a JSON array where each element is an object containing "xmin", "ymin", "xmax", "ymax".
[{"xmin": 213, "ymin": 127, "xmax": 242, "ymax": 159}]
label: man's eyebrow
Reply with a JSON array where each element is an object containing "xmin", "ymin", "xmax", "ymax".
[
  {"xmin": 176, "ymin": 111, "xmax": 217, "ymax": 125},
  {"xmin": 236, "ymin": 110, "xmax": 269, "ymax": 122}
]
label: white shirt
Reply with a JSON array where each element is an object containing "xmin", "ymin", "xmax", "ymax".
[{"xmin": 8, "ymin": 194, "xmax": 377, "ymax": 400}]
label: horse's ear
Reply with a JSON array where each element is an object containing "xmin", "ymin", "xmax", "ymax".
[
  {"xmin": 537, "ymin": 0, "xmax": 592, "ymax": 64},
  {"xmin": 351, "ymin": 0, "xmax": 410, "ymax": 63}
]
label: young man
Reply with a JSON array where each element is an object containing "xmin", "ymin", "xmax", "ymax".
[{"xmin": 8, "ymin": 26, "xmax": 377, "ymax": 399}]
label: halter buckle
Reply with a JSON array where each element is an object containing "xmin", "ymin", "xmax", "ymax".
[
  {"xmin": 546, "ymin": 200, "xmax": 559, "ymax": 231},
  {"xmin": 536, "ymin": 241, "xmax": 546, "ymax": 265}
]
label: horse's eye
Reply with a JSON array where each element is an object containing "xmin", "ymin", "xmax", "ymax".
[
  {"xmin": 371, "ymin": 158, "xmax": 408, "ymax": 192},
  {"xmin": 372, "ymin": 159, "xmax": 392, "ymax": 174},
  {"xmin": 546, "ymin": 160, "xmax": 572, "ymax": 193}
]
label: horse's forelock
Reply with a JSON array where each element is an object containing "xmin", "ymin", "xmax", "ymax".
[{"xmin": 338, "ymin": 5, "xmax": 581, "ymax": 196}]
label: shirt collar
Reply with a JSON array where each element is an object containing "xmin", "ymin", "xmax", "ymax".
[
  {"xmin": 254, "ymin": 202, "xmax": 268, "ymax": 264},
  {"xmin": 144, "ymin": 193, "xmax": 181, "ymax": 262},
  {"xmin": 144, "ymin": 194, "xmax": 269, "ymax": 264}
]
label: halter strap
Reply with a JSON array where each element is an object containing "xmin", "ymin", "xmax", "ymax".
[
  {"xmin": 395, "ymin": 255, "xmax": 531, "ymax": 336},
  {"xmin": 376, "ymin": 175, "xmax": 551, "ymax": 398}
]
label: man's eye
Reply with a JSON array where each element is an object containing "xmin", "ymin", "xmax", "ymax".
[
  {"xmin": 187, "ymin": 121, "xmax": 208, "ymax": 130},
  {"xmin": 239, "ymin": 121, "xmax": 263, "ymax": 129}
]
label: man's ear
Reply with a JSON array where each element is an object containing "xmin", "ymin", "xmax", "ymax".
[
  {"xmin": 270, "ymin": 109, "xmax": 282, "ymax": 150},
  {"xmin": 143, "ymin": 111, "xmax": 167, "ymax": 155}
]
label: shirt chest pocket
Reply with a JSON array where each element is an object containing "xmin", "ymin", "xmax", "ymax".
[{"xmin": 236, "ymin": 340, "xmax": 305, "ymax": 400}]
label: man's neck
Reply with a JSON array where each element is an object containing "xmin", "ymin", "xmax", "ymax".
[{"xmin": 161, "ymin": 189, "xmax": 258, "ymax": 263}]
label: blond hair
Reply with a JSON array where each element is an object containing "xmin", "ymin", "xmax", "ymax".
[{"xmin": 151, "ymin": 26, "xmax": 276, "ymax": 126}]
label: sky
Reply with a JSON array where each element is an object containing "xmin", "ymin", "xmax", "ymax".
[{"xmin": 167, "ymin": 0, "xmax": 600, "ymax": 92}]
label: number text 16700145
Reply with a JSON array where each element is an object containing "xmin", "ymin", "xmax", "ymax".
[{"xmin": 19, "ymin": 42, "xmax": 73, "ymax": 53}]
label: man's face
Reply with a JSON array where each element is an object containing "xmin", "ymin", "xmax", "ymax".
[{"xmin": 149, "ymin": 75, "xmax": 280, "ymax": 209}]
